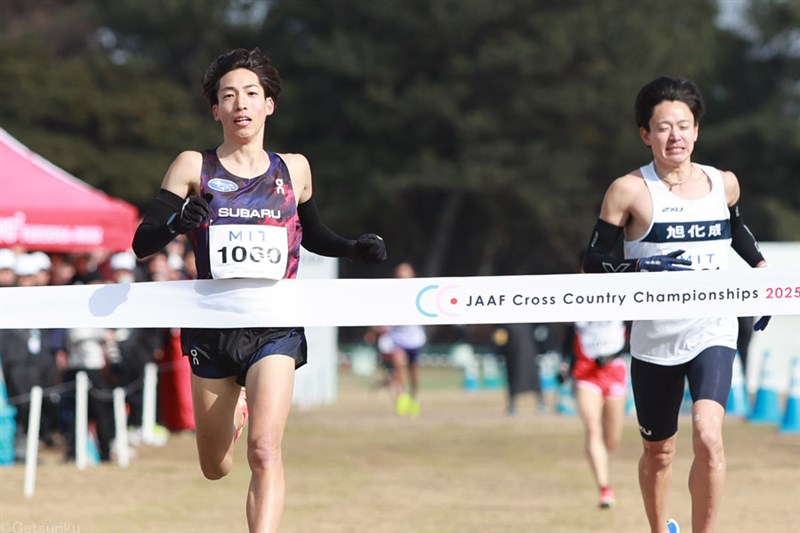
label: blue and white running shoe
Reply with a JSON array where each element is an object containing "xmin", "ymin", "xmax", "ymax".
[{"xmin": 666, "ymin": 519, "xmax": 680, "ymax": 533}]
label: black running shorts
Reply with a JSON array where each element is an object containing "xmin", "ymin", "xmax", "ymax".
[
  {"xmin": 181, "ymin": 327, "xmax": 307, "ymax": 386},
  {"xmin": 631, "ymin": 345, "xmax": 735, "ymax": 441}
]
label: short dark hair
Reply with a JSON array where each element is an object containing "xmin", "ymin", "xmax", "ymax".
[
  {"xmin": 202, "ymin": 48, "xmax": 282, "ymax": 106},
  {"xmin": 634, "ymin": 76, "xmax": 705, "ymax": 131}
]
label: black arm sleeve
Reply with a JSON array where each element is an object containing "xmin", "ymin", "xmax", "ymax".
[
  {"xmin": 132, "ymin": 189, "xmax": 184, "ymax": 258},
  {"xmin": 297, "ymin": 197, "xmax": 355, "ymax": 258},
  {"xmin": 582, "ymin": 219, "xmax": 637, "ymax": 273},
  {"xmin": 729, "ymin": 202, "xmax": 765, "ymax": 267}
]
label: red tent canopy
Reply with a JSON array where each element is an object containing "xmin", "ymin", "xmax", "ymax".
[{"xmin": 0, "ymin": 128, "xmax": 139, "ymax": 252}]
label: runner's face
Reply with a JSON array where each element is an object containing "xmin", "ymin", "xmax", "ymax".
[
  {"xmin": 212, "ymin": 68, "xmax": 274, "ymax": 136},
  {"xmin": 640, "ymin": 100, "xmax": 698, "ymax": 166}
]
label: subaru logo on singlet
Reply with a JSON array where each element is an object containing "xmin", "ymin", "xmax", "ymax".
[{"xmin": 208, "ymin": 178, "xmax": 239, "ymax": 192}]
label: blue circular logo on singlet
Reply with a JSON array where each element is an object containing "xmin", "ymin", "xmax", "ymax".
[{"xmin": 208, "ymin": 178, "xmax": 239, "ymax": 192}]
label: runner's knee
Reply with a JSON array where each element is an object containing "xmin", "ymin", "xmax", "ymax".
[
  {"xmin": 247, "ymin": 430, "xmax": 283, "ymax": 472},
  {"xmin": 642, "ymin": 440, "xmax": 676, "ymax": 468},
  {"xmin": 199, "ymin": 453, "xmax": 233, "ymax": 480},
  {"xmin": 605, "ymin": 434, "xmax": 621, "ymax": 452},
  {"xmin": 693, "ymin": 424, "xmax": 724, "ymax": 461}
]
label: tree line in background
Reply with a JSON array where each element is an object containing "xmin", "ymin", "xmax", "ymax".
[{"xmin": 1, "ymin": 0, "xmax": 798, "ymax": 278}]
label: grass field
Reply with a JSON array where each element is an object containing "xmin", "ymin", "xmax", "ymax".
[{"xmin": 2, "ymin": 366, "xmax": 799, "ymax": 533}]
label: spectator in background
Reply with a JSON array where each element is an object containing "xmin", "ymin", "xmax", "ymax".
[
  {"xmin": 182, "ymin": 247, "xmax": 197, "ymax": 280},
  {"xmin": 63, "ymin": 324, "xmax": 121, "ymax": 462},
  {"xmin": 0, "ymin": 249, "xmax": 16, "ymax": 287},
  {"xmin": 58, "ymin": 259, "xmax": 121, "ymax": 462},
  {"xmin": 69, "ymin": 253, "xmax": 99, "ymax": 285},
  {"xmin": 109, "ymin": 252, "xmax": 166, "ymax": 430},
  {"xmin": 109, "ymin": 252, "xmax": 137, "ymax": 285},
  {"xmin": 166, "ymin": 237, "xmax": 190, "ymax": 276},
  {"xmin": 145, "ymin": 251, "xmax": 173, "ymax": 282},
  {"xmin": 48, "ymin": 253, "xmax": 76, "ymax": 286},
  {"xmin": 29, "ymin": 252, "xmax": 64, "ymax": 447},
  {"xmin": 29, "ymin": 251, "xmax": 51, "ymax": 286},
  {"xmin": 134, "ymin": 247, "xmax": 198, "ymax": 433},
  {"xmin": 1, "ymin": 253, "xmax": 37, "ymax": 458},
  {"xmin": 0, "ymin": 253, "xmax": 60, "ymax": 457},
  {"xmin": 42, "ymin": 326, "xmax": 67, "ymax": 449},
  {"xmin": 492, "ymin": 323, "xmax": 544, "ymax": 415}
]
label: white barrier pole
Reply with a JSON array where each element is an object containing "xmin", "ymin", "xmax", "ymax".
[
  {"xmin": 75, "ymin": 371, "xmax": 89, "ymax": 470},
  {"xmin": 141, "ymin": 363, "xmax": 158, "ymax": 445},
  {"xmin": 23, "ymin": 386, "xmax": 43, "ymax": 498},
  {"xmin": 113, "ymin": 387, "xmax": 129, "ymax": 468}
]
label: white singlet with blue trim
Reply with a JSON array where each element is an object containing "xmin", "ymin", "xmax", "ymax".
[{"xmin": 624, "ymin": 162, "xmax": 737, "ymax": 366}]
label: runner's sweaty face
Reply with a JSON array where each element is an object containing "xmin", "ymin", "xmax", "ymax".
[{"xmin": 640, "ymin": 100, "xmax": 698, "ymax": 168}]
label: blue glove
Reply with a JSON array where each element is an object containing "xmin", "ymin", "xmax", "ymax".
[
  {"xmin": 635, "ymin": 250, "xmax": 692, "ymax": 272},
  {"xmin": 753, "ymin": 316, "xmax": 771, "ymax": 331}
]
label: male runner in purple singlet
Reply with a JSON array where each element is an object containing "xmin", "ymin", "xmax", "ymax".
[{"xmin": 133, "ymin": 48, "xmax": 386, "ymax": 533}]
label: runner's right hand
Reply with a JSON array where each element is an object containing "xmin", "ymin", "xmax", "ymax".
[
  {"xmin": 169, "ymin": 194, "xmax": 212, "ymax": 234},
  {"xmin": 635, "ymin": 250, "xmax": 692, "ymax": 272}
]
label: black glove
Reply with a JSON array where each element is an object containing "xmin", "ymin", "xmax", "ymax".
[
  {"xmin": 753, "ymin": 316, "xmax": 771, "ymax": 331},
  {"xmin": 635, "ymin": 249, "xmax": 692, "ymax": 272},
  {"xmin": 347, "ymin": 233, "xmax": 387, "ymax": 263},
  {"xmin": 168, "ymin": 194, "xmax": 212, "ymax": 234}
]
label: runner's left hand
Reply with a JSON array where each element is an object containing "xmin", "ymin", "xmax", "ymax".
[
  {"xmin": 348, "ymin": 233, "xmax": 387, "ymax": 263},
  {"xmin": 753, "ymin": 316, "xmax": 771, "ymax": 331}
]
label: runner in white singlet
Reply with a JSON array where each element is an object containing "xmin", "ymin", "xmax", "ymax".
[{"xmin": 581, "ymin": 76, "xmax": 769, "ymax": 533}]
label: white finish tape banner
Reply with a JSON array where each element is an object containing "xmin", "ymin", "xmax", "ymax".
[{"xmin": 1, "ymin": 269, "xmax": 798, "ymax": 329}]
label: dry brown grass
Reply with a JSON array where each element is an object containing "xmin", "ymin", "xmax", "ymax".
[{"xmin": 2, "ymin": 367, "xmax": 799, "ymax": 532}]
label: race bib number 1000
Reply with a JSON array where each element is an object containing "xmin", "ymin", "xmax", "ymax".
[{"xmin": 209, "ymin": 224, "xmax": 288, "ymax": 280}]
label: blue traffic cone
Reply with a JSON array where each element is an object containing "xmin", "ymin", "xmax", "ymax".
[
  {"xmin": 680, "ymin": 378, "xmax": 693, "ymax": 414},
  {"xmin": 748, "ymin": 351, "xmax": 782, "ymax": 425},
  {"xmin": 463, "ymin": 361, "xmax": 480, "ymax": 392},
  {"xmin": 556, "ymin": 379, "xmax": 576, "ymax": 416},
  {"xmin": 779, "ymin": 356, "xmax": 800, "ymax": 434},
  {"xmin": 0, "ymin": 365, "xmax": 8, "ymax": 409},
  {"xmin": 0, "ymin": 363, "xmax": 16, "ymax": 466},
  {"xmin": 451, "ymin": 344, "xmax": 480, "ymax": 393},
  {"xmin": 480, "ymin": 354, "xmax": 503, "ymax": 390},
  {"xmin": 624, "ymin": 356, "xmax": 636, "ymax": 416},
  {"xmin": 86, "ymin": 430, "xmax": 101, "ymax": 465},
  {"xmin": 727, "ymin": 353, "xmax": 750, "ymax": 417},
  {"xmin": 538, "ymin": 353, "xmax": 559, "ymax": 393},
  {"xmin": 625, "ymin": 384, "xmax": 636, "ymax": 416},
  {"xmin": 0, "ymin": 405, "xmax": 15, "ymax": 466}
]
